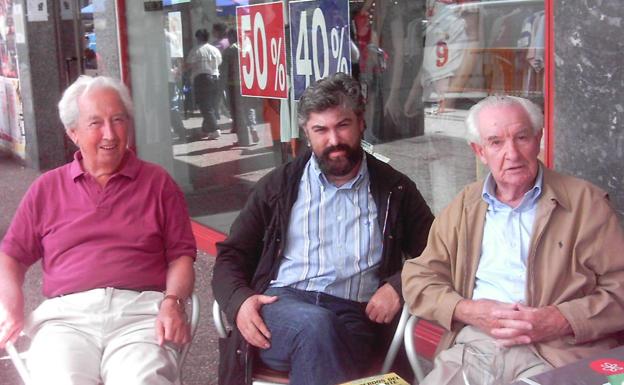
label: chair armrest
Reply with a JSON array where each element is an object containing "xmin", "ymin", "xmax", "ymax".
[
  {"xmin": 4, "ymin": 340, "xmax": 33, "ymax": 385},
  {"xmin": 178, "ymin": 292, "xmax": 200, "ymax": 377},
  {"xmin": 380, "ymin": 303, "xmax": 410, "ymax": 374},
  {"xmin": 404, "ymin": 315, "xmax": 426, "ymax": 383},
  {"xmin": 212, "ymin": 300, "xmax": 229, "ymax": 339}
]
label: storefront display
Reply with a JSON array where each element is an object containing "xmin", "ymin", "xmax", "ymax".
[
  {"xmin": 123, "ymin": 0, "xmax": 545, "ymax": 234},
  {"xmin": 0, "ymin": 0, "xmax": 24, "ymax": 158}
]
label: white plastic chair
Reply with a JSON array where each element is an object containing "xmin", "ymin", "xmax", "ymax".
[
  {"xmin": 212, "ymin": 300, "xmax": 411, "ymax": 385},
  {"xmin": 2, "ymin": 292, "xmax": 200, "ymax": 385}
]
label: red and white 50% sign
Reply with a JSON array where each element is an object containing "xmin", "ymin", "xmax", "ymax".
[{"xmin": 236, "ymin": 2, "xmax": 288, "ymax": 99}]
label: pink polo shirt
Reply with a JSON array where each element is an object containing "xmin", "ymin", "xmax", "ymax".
[{"xmin": 1, "ymin": 151, "xmax": 196, "ymax": 297}]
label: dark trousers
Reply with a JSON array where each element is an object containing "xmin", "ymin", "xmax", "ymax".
[
  {"xmin": 168, "ymin": 82, "xmax": 186, "ymax": 138},
  {"xmin": 193, "ymin": 74, "xmax": 219, "ymax": 134},
  {"xmin": 259, "ymin": 287, "xmax": 376, "ymax": 385}
]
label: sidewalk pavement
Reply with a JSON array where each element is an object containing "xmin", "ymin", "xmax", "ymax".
[{"xmin": 0, "ymin": 153, "xmax": 220, "ymax": 385}]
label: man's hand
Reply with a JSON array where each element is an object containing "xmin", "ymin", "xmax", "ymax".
[
  {"xmin": 236, "ymin": 294, "xmax": 278, "ymax": 349},
  {"xmin": 454, "ymin": 299, "xmax": 573, "ymax": 347},
  {"xmin": 365, "ymin": 283, "xmax": 401, "ymax": 324},
  {"xmin": 0, "ymin": 297, "xmax": 24, "ymax": 349},
  {"xmin": 0, "ymin": 252, "xmax": 26, "ymax": 349},
  {"xmin": 155, "ymin": 299, "xmax": 190, "ymax": 346},
  {"xmin": 491, "ymin": 304, "xmax": 573, "ymax": 347},
  {"xmin": 157, "ymin": 255, "xmax": 194, "ymax": 347},
  {"xmin": 454, "ymin": 299, "xmax": 533, "ymax": 345}
]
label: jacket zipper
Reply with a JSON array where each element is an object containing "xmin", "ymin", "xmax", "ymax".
[
  {"xmin": 382, "ymin": 191, "xmax": 392, "ymax": 237},
  {"xmin": 526, "ymin": 200, "xmax": 556, "ymax": 306}
]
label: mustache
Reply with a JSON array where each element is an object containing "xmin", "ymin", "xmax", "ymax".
[{"xmin": 321, "ymin": 144, "xmax": 352, "ymax": 158}]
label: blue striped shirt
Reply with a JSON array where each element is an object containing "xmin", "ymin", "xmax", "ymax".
[
  {"xmin": 270, "ymin": 154, "xmax": 383, "ymax": 302},
  {"xmin": 472, "ymin": 166, "xmax": 543, "ymax": 304}
]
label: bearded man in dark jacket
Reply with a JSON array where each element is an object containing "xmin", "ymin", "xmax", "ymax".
[{"xmin": 212, "ymin": 72, "xmax": 434, "ymax": 385}]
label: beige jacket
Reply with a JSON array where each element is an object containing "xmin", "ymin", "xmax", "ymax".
[{"xmin": 402, "ymin": 166, "xmax": 624, "ymax": 367}]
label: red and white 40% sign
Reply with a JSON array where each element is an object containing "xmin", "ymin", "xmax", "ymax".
[{"xmin": 237, "ymin": 2, "xmax": 288, "ymax": 99}]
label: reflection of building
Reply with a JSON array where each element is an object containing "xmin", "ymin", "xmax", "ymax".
[{"xmin": 1, "ymin": 0, "xmax": 624, "ymax": 253}]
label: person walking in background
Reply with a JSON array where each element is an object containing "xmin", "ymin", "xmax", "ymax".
[
  {"xmin": 220, "ymin": 28, "xmax": 259, "ymax": 146},
  {"xmin": 212, "ymin": 22, "xmax": 230, "ymax": 122},
  {"xmin": 186, "ymin": 29, "xmax": 222, "ymax": 140}
]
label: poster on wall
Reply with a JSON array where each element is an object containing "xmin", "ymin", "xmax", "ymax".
[
  {"xmin": 0, "ymin": 0, "xmax": 25, "ymax": 158},
  {"xmin": 0, "ymin": 77, "xmax": 25, "ymax": 156},
  {"xmin": 0, "ymin": 0, "xmax": 18, "ymax": 78},
  {"xmin": 236, "ymin": 2, "xmax": 288, "ymax": 99},
  {"xmin": 26, "ymin": 0, "xmax": 47, "ymax": 22},
  {"xmin": 289, "ymin": 0, "xmax": 351, "ymax": 100},
  {"xmin": 60, "ymin": 0, "xmax": 73, "ymax": 21}
]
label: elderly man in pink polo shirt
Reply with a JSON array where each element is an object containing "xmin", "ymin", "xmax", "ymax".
[{"xmin": 0, "ymin": 75, "xmax": 196, "ymax": 385}]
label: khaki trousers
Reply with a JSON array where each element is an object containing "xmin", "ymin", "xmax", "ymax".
[
  {"xmin": 420, "ymin": 326, "xmax": 552, "ymax": 385},
  {"xmin": 24, "ymin": 288, "xmax": 178, "ymax": 385}
]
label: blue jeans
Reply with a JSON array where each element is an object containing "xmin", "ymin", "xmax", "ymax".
[{"xmin": 259, "ymin": 287, "xmax": 376, "ymax": 385}]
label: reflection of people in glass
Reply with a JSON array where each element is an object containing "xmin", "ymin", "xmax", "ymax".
[
  {"xmin": 165, "ymin": 29, "xmax": 186, "ymax": 142},
  {"xmin": 83, "ymin": 46, "xmax": 97, "ymax": 70},
  {"xmin": 405, "ymin": 0, "xmax": 481, "ymax": 114},
  {"xmin": 220, "ymin": 28, "xmax": 259, "ymax": 146},
  {"xmin": 212, "ymin": 22, "xmax": 229, "ymax": 122},
  {"xmin": 211, "ymin": 22, "xmax": 229, "ymax": 51},
  {"xmin": 356, "ymin": 0, "xmax": 425, "ymax": 143},
  {"xmin": 186, "ymin": 29, "xmax": 222, "ymax": 140}
]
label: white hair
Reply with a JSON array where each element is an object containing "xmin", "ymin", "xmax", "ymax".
[
  {"xmin": 58, "ymin": 75, "xmax": 134, "ymax": 131},
  {"xmin": 465, "ymin": 95, "xmax": 544, "ymax": 144}
]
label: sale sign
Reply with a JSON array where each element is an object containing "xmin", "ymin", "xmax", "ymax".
[
  {"xmin": 289, "ymin": 0, "xmax": 351, "ymax": 100},
  {"xmin": 236, "ymin": 2, "xmax": 288, "ymax": 99}
]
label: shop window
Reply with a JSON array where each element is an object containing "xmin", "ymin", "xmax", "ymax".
[{"xmin": 125, "ymin": 0, "xmax": 545, "ymax": 233}]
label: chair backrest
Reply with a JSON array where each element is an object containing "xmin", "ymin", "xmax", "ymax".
[
  {"xmin": 212, "ymin": 300, "xmax": 411, "ymax": 385},
  {"xmin": 403, "ymin": 315, "xmax": 426, "ymax": 383},
  {"xmin": 403, "ymin": 314, "xmax": 446, "ymax": 383},
  {"xmin": 177, "ymin": 292, "xmax": 201, "ymax": 380}
]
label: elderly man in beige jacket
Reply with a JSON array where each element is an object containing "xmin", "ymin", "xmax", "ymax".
[{"xmin": 402, "ymin": 95, "xmax": 624, "ymax": 385}]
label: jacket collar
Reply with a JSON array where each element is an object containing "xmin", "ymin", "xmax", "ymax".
[
  {"xmin": 539, "ymin": 164, "xmax": 572, "ymax": 212},
  {"xmin": 365, "ymin": 151, "xmax": 404, "ymax": 188},
  {"xmin": 462, "ymin": 161, "xmax": 564, "ymax": 210}
]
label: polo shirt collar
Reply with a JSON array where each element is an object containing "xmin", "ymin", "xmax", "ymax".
[{"xmin": 69, "ymin": 149, "xmax": 139, "ymax": 182}]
